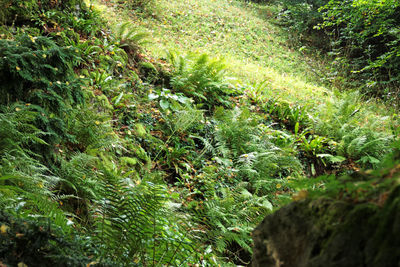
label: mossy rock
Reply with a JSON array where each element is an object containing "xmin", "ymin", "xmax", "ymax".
[
  {"xmin": 126, "ymin": 143, "xmax": 151, "ymax": 169},
  {"xmin": 252, "ymin": 186, "xmax": 400, "ymax": 267},
  {"xmin": 96, "ymin": 94, "xmax": 113, "ymax": 111}
]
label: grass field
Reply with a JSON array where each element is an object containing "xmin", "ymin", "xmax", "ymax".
[
  {"xmin": 92, "ymin": 0, "xmax": 397, "ymax": 133},
  {"xmin": 94, "ymin": 0, "xmax": 333, "ymax": 105}
]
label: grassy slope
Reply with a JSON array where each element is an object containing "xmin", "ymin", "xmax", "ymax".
[
  {"xmin": 97, "ymin": 0, "xmax": 332, "ymax": 105},
  {"xmin": 94, "ymin": 0, "xmax": 397, "ymax": 135}
]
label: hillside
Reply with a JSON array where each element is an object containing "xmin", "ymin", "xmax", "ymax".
[{"xmin": 0, "ymin": 0, "xmax": 399, "ymax": 266}]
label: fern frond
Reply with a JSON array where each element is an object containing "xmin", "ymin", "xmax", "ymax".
[{"xmin": 94, "ymin": 169, "xmax": 199, "ymax": 265}]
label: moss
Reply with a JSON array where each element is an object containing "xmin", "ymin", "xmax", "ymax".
[
  {"xmin": 127, "ymin": 144, "xmax": 151, "ymax": 169},
  {"xmin": 120, "ymin": 156, "xmax": 138, "ymax": 166},
  {"xmin": 96, "ymin": 94, "xmax": 113, "ymax": 110},
  {"xmin": 253, "ymin": 186, "xmax": 400, "ymax": 267},
  {"xmin": 134, "ymin": 123, "xmax": 147, "ymax": 138},
  {"xmin": 366, "ymin": 185, "xmax": 400, "ymax": 266}
]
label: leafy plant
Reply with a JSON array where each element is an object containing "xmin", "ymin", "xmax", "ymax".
[
  {"xmin": 115, "ymin": 22, "xmax": 150, "ymax": 58},
  {"xmin": 195, "ymin": 184, "xmax": 271, "ymax": 265},
  {"xmin": 94, "ymin": 169, "xmax": 199, "ymax": 266},
  {"xmin": 213, "ymin": 107, "xmax": 302, "ymax": 180},
  {"xmin": 168, "ymin": 52, "xmax": 236, "ymax": 110},
  {"xmin": 0, "ymin": 34, "xmax": 83, "ymax": 109},
  {"xmin": 122, "ymin": 0, "xmax": 157, "ymax": 14},
  {"xmin": 276, "ymin": 0, "xmax": 329, "ymax": 44},
  {"xmin": 0, "ymin": 211, "xmax": 100, "ymax": 267},
  {"xmin": 313, "ymin": 92, "xmax": 394, "ymax": 168},
  {"xmin": 148, "ymin": 88, "xmax": 192, "ymax": 111},
  {"xmin": 0, "ymin": 107, "xmax": 73, "ymax": 231},
  {"xmin": 318, "ymin": 0, "xmax": 400, "ymax": 99}
]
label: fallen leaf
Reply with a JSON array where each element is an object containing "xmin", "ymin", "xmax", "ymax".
[{"xmin": 0, "ymin": 224, "xmax": 9, "ymax": 235}]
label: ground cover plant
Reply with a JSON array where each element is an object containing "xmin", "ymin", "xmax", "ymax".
[{"xmin": 0, "ymin": 0, "xmax": 399, "ymax": 266}]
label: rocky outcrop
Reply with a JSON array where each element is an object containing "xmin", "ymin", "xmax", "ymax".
[{"xmin": 252, "ymin": 186, "xmax": 400, "ymax": 267}]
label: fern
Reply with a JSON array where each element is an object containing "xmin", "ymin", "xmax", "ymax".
[
  {"xmin": 115, "ymin": 22, "xmax": 150, "ymax": 56},
  {"xmin": 0, "ymin": 34, "xmax": 85, "ymax": 159},
  {"xmin": 314, "ymin": 92, "xmax": 394, "ymax": 168},
  {"xmin": 213, "ymin": 107, "xmax": 302, "ymax": 179},
  {"xmin": 168, "ymin": 51, "xmax": 235, "ymax": 109},
  {"xmin": 94, "ymin": 169, "xmax": 198, "ymax": 266},
  {"xmin": 193, "ymin": 184, "xmax": 271, "ymax": 264}
]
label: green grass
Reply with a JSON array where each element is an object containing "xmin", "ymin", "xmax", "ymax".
[
  {"xmin": 92, "ymin": 0, "xmax": 397, "ymax": 132},
  {"xmin": 94, "ymin": 0, "xmax": 334, "ymax": 105}
]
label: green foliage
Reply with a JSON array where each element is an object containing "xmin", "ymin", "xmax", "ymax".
[
  {"xmin": 149, "ymin": 88, "xmax": 192, "ymax": 111},
  {"xmin": 195, "ymin": 185, "xmax": 271, "ymax": 264},
  {"xmin": 115, "ymin": 22, "xmax": 150, "ymax": 57},
  {"xmin": 168, "ymin": 52, "xmax": 236, "ymax": 110},
  {"xmin": 263, "ymin": 99, "xmax": 311, "ymax": 129},
  {"xmin": 0, "ymin": 34, "xmax": 83, "ymax": 110},
  {"xmin": 318, "ymin": 0, "xmax": 400, "ymax": 99},
  {"xmin": 0, "ymin": 109, "xmax": 73, "ymax": 232},
  {"xmin": 122, "ymin": 0, "xmax": 157, "ymax": 14},
  {"xmin": 213, "ymin": 107, "xmax": 302, "ymax": 180},
  {"xmin": 292, "ymin": 140, "xmax": 400, "ymax": 203},
  {"xmin": 277, "ymin": 0, "xmax": 328, "ymax": 38},
  {"xmin": 56, "ymin": 154, "xmax": 100, "ymax": 210},
  {"xmin": 314, "ymin": 92, "xmax": 394, "ymax": 168},
  {"xmin": 95, "ymin": 169, "xmax": 198, "ymax": 266},
  {"xmin": 176, "ymin": 106, "xmax": 302, "ymax": 263},
  {"xmin": 276, "ymin": 0, "xmax": 400, "ymax": 100},
  {"xmin": 2, "ymin": 0, "xmax": 398, "ymax": 265},
  {"xmin": 2, "ymin": 0, "xmax": 101, "ymax": 35},
  {"xmin": 65, "ymin": 107, "xmax": 117, "ymax": 152},
  {"xmin": 0, "ymin": 33, "xmax": 87, "ymax": 162},
  {"xmin": 0, "ymin": 212, "xmax": 98, "ymax": 267}
]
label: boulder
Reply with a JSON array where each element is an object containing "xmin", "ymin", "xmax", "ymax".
[{"xmin": 252, "ymin": 187, "xmax": 400, "ymax": 267}]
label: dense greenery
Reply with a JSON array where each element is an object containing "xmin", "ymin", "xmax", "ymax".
[
  {"xmin": 0, "ymin": 0, "xmax": 398, "ymax": 266},
  {"xmin": 277, "ymin": 0, "xmax": 400, "ymax": 103}
]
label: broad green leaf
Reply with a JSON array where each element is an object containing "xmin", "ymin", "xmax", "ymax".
[{"xmin": 160, "ymin": 99, "xmax": 170, "ymax": 110}]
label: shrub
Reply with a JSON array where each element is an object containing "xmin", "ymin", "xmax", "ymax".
[
  {"xmin": 0, "ymin": 34, "xmax": 83, "ymax": 110},
  {"xmin": 0, "ymin": 34, "xmax": 84, "ymax": 154},
  {"xmin": 0, "ymin": 211, "xmax": 102, "ymax": 267},
  {"xmin": 318, "ymin": 0, "xmax": 400, "ymax": 100},
  {"xmin": 276, "ymin": 0, "xmax": 329, "ymax": 45},
  {"xmin": 276, "ymin": 0, "xmax": 400, "ymax": 101},
  {"xmin": 2, "ymin": 0, "xmax": 100, "ymax": 35}
]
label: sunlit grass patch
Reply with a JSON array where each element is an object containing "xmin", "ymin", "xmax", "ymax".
[{"xmin": 111, "ymin": 0, "xmax": 330, "ymax": 102}]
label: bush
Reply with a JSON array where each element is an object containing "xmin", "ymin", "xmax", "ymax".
[
  {"xmin": 0, "ymin": 212, "xmax": 100, "ymax": 267},
  {"xmin": 318, "ymin": 0, "xmax": 400, "ymax": 100},
  {"xmin": 276, "ymin": 0, "xmax": 329, "ymax": 45},
  {"xmin": 0, "ymin": 34, "xmax": 84, "ymax": 156},
  {"xmin": 276, "ymin": 0, "xmax": 400, "ymax": 101}
]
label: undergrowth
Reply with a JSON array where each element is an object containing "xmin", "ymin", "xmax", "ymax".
[{"xmin": 0, "ymin": 0, "xmax": 398, "ymax": 266}]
